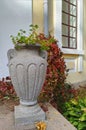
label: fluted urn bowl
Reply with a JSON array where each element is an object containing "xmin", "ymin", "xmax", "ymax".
[
  {"xmin": 7, "ymin": 45, "xmax": 47, "ymax": 106},
  {"xmin": 7, "ymin": 45, "xmax": 47, "ymax": 125}
]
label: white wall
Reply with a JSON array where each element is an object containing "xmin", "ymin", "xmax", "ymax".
[{"xmin": 0, "ymin": 0, "xmax": 32, "ymax": 78}]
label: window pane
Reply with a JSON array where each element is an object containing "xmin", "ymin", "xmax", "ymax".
[
  {"xmin": 70, "ymin": 16, "xmax": 76, "ymax": 26},
  {"xmin": 70, "ymin": 5, "xmax": 76, "ymax": 16},
  {"xmin": 70, "ymin": 0, "xmax": 76, "ymax": 5},
  {"xmin": 62, "ymin": 13, "xmax": 68, "ymax": 24},
  {"xmin": 62, "ymin": 1, "xmax": 68, "ymax": 13},
  {"xmin": 62, "ymin": 25, "xmax": 68, "ymax": 36},
  {"xmin": 70, "ymin": 27, "xmax": 76, "ymax": 37},
  {"xmin": 62, "ymin": 0, "xmax": 77, "ymax": 49},
  {"xmin": 70, "ymin": 38, "xmax": 76, "ymax": 48},
  {"xmin": 62, "ymin": 37, "xmax": 68, "ymax": 47}
]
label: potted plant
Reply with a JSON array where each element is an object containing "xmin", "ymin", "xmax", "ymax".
[{"xmin": 7, "ymin": 25, "xmax": 55, "ymax": 125}]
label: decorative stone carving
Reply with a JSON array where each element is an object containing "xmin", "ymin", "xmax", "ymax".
[{"xmin": 7, "ymin": 45, "xmax": 47, "ymax": 125}]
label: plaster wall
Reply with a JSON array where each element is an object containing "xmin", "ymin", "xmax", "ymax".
[
  {"xmin": 32, "ymin": 0, "xmax": 44, "ymax": 33},
  {"xmin": 48, "ymin": 0, "xmax": 54, "ymax": 35},
  {"xmin": 0, "ymin": 0, "xmax": 32, "ymax": 78},
  {"xmin": 48, "ymin": 0, "xmax": 86, "ymax": 84}
]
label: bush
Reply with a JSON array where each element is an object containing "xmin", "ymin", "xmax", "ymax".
[
  {"xmin": 53, "ymin": 83, "xmax": 78, "ymax": 112},
  {"xmin": 38, "ymin": 36, "xmax": 74, "ymax": 111},
  {"xmin": 0, "ymin": 77, "xmax": 17, "ymax": 100},
  {"xmin": 63, "ymin": 97, "xmax": 86, "ymax": 130},
  {"xmin": 76, "ymin": 86, "xmax": 86, "ymax": 99}
]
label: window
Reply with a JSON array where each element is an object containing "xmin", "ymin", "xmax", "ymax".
[
  {"xmin": 62, "ymin": 0, "xmax": 77, "ymax": 49},
  {"xmin": 54, "ymin": 0, "xmax": 84, "ymax": 72}
]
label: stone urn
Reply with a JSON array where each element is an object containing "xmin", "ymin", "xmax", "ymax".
[{"xmin": 7, "ymin": 45, "xmax": 47, "ymax": 125}]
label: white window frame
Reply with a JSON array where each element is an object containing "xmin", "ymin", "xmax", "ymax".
[{"xmin": 54, "ymin": 0, "xmax": 84, "ymax": 72}]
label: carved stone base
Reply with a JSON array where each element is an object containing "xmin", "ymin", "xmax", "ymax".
[{"xmin": 14, "ymin": 104, "xmax": 46, "ymax": 125}]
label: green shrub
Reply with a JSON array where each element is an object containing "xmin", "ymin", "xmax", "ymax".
[
  {"xmin": 10, "ymin": 24, "xmax": 55, "ymax": 51},
  {"xmin": 53, "ymin": 83, "xmax": 77, "ymax": 112},
  {"xmin": 63, "ymin": 97, "xmax": 86, "ymax": 130}
]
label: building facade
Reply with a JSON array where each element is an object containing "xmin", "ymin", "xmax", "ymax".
[
  {"xmin": 0, "ymin": 0, "xmax": 86, "ymax": 85},
  {"xmin": 47, "ymin": 0, "xmax": 86, "ymax": 84}
]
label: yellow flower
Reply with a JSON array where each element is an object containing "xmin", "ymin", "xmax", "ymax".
[{"xmin": 35, "ymin": 121, "xmax": 46, "ymax": 130}]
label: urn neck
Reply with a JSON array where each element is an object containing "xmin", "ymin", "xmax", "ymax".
[{"xmin": 16, "ymin": 46, "xmax": 40, "ymax": 56}]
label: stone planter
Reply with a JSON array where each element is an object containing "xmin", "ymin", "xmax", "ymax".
[{"xmin": 7, "ymin": 45, "xmax": 47, "ymax": 125}]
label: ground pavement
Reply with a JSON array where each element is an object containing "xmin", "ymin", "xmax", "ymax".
[{"xmin": 0, "ymin": 102, "xmax": 77, "ymax": 130}]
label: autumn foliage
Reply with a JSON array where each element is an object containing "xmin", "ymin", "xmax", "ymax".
[
  {"xmin": 0, "ymin": 77, "xmax": 16, "ymax": 100},
  {"xmin": 38, "ymin": 34, "xmax": 68, "ymax": 106}
]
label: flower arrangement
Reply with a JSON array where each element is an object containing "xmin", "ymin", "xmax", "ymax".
[{"xmin": 10, "ymin": 24, "xmax": 56, "ymax": 51}]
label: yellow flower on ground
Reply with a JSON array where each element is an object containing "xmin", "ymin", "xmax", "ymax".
[{"xmin": 35, "ymin": 121, "xmax": 46, "ymax": 130}]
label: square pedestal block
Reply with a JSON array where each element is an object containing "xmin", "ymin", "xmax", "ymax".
[{"xmin": 15, "ymin": 104, "xmax": 46, "ymax": 125}]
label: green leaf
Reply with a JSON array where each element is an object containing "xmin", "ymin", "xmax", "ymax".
[
  {"xmin": 70, "ymin": 99, "xmax": 78, "ymax": 105},
  {"xmin": 72, "ymin": 121, "xmax": 78, "ymax": 127},
  {"xmin": 4, "ymin": 96, "xmax": 10, "ymax": 99},
  {"xmin": 81, "ymin": 107, "xmax": 86, "ymax": 112},
  {"xmin": 69, "ymin": 111, "xmax": 80, "ymax": 117},
  {"xmin": 65, "ymin": 102, "xmax": 71, "ymax": 108},
  {"xmin": 35, "ymin": 24, "xmax": 39, "ymax": 28},
  {"xmin": 30, "ymin": 29, "xmax": 32, "ymax": 31},
  {"xmin": 78, "ymin": 122, "xmax": 86, "ymax": 130},
  {"xmin": 30, "ymin": 24, "xmax": 33, "ymax": 27},
  {"xmin": 79, "ymin": 113, "xmax": 86, "ymax": 121}
]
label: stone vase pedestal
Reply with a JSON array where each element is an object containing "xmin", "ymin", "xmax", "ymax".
[{"xmin": 7, "ymin": 45, "xmax": 47, "ymax": 125}]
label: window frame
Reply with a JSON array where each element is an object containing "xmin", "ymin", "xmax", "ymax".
[
  {"xmin": 53, "ymin": 0, "xmax": 84, "ymax": 71},
  {"xmin": 62, "ymin": 0, "xmax": 77, "ymax": 49}
]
